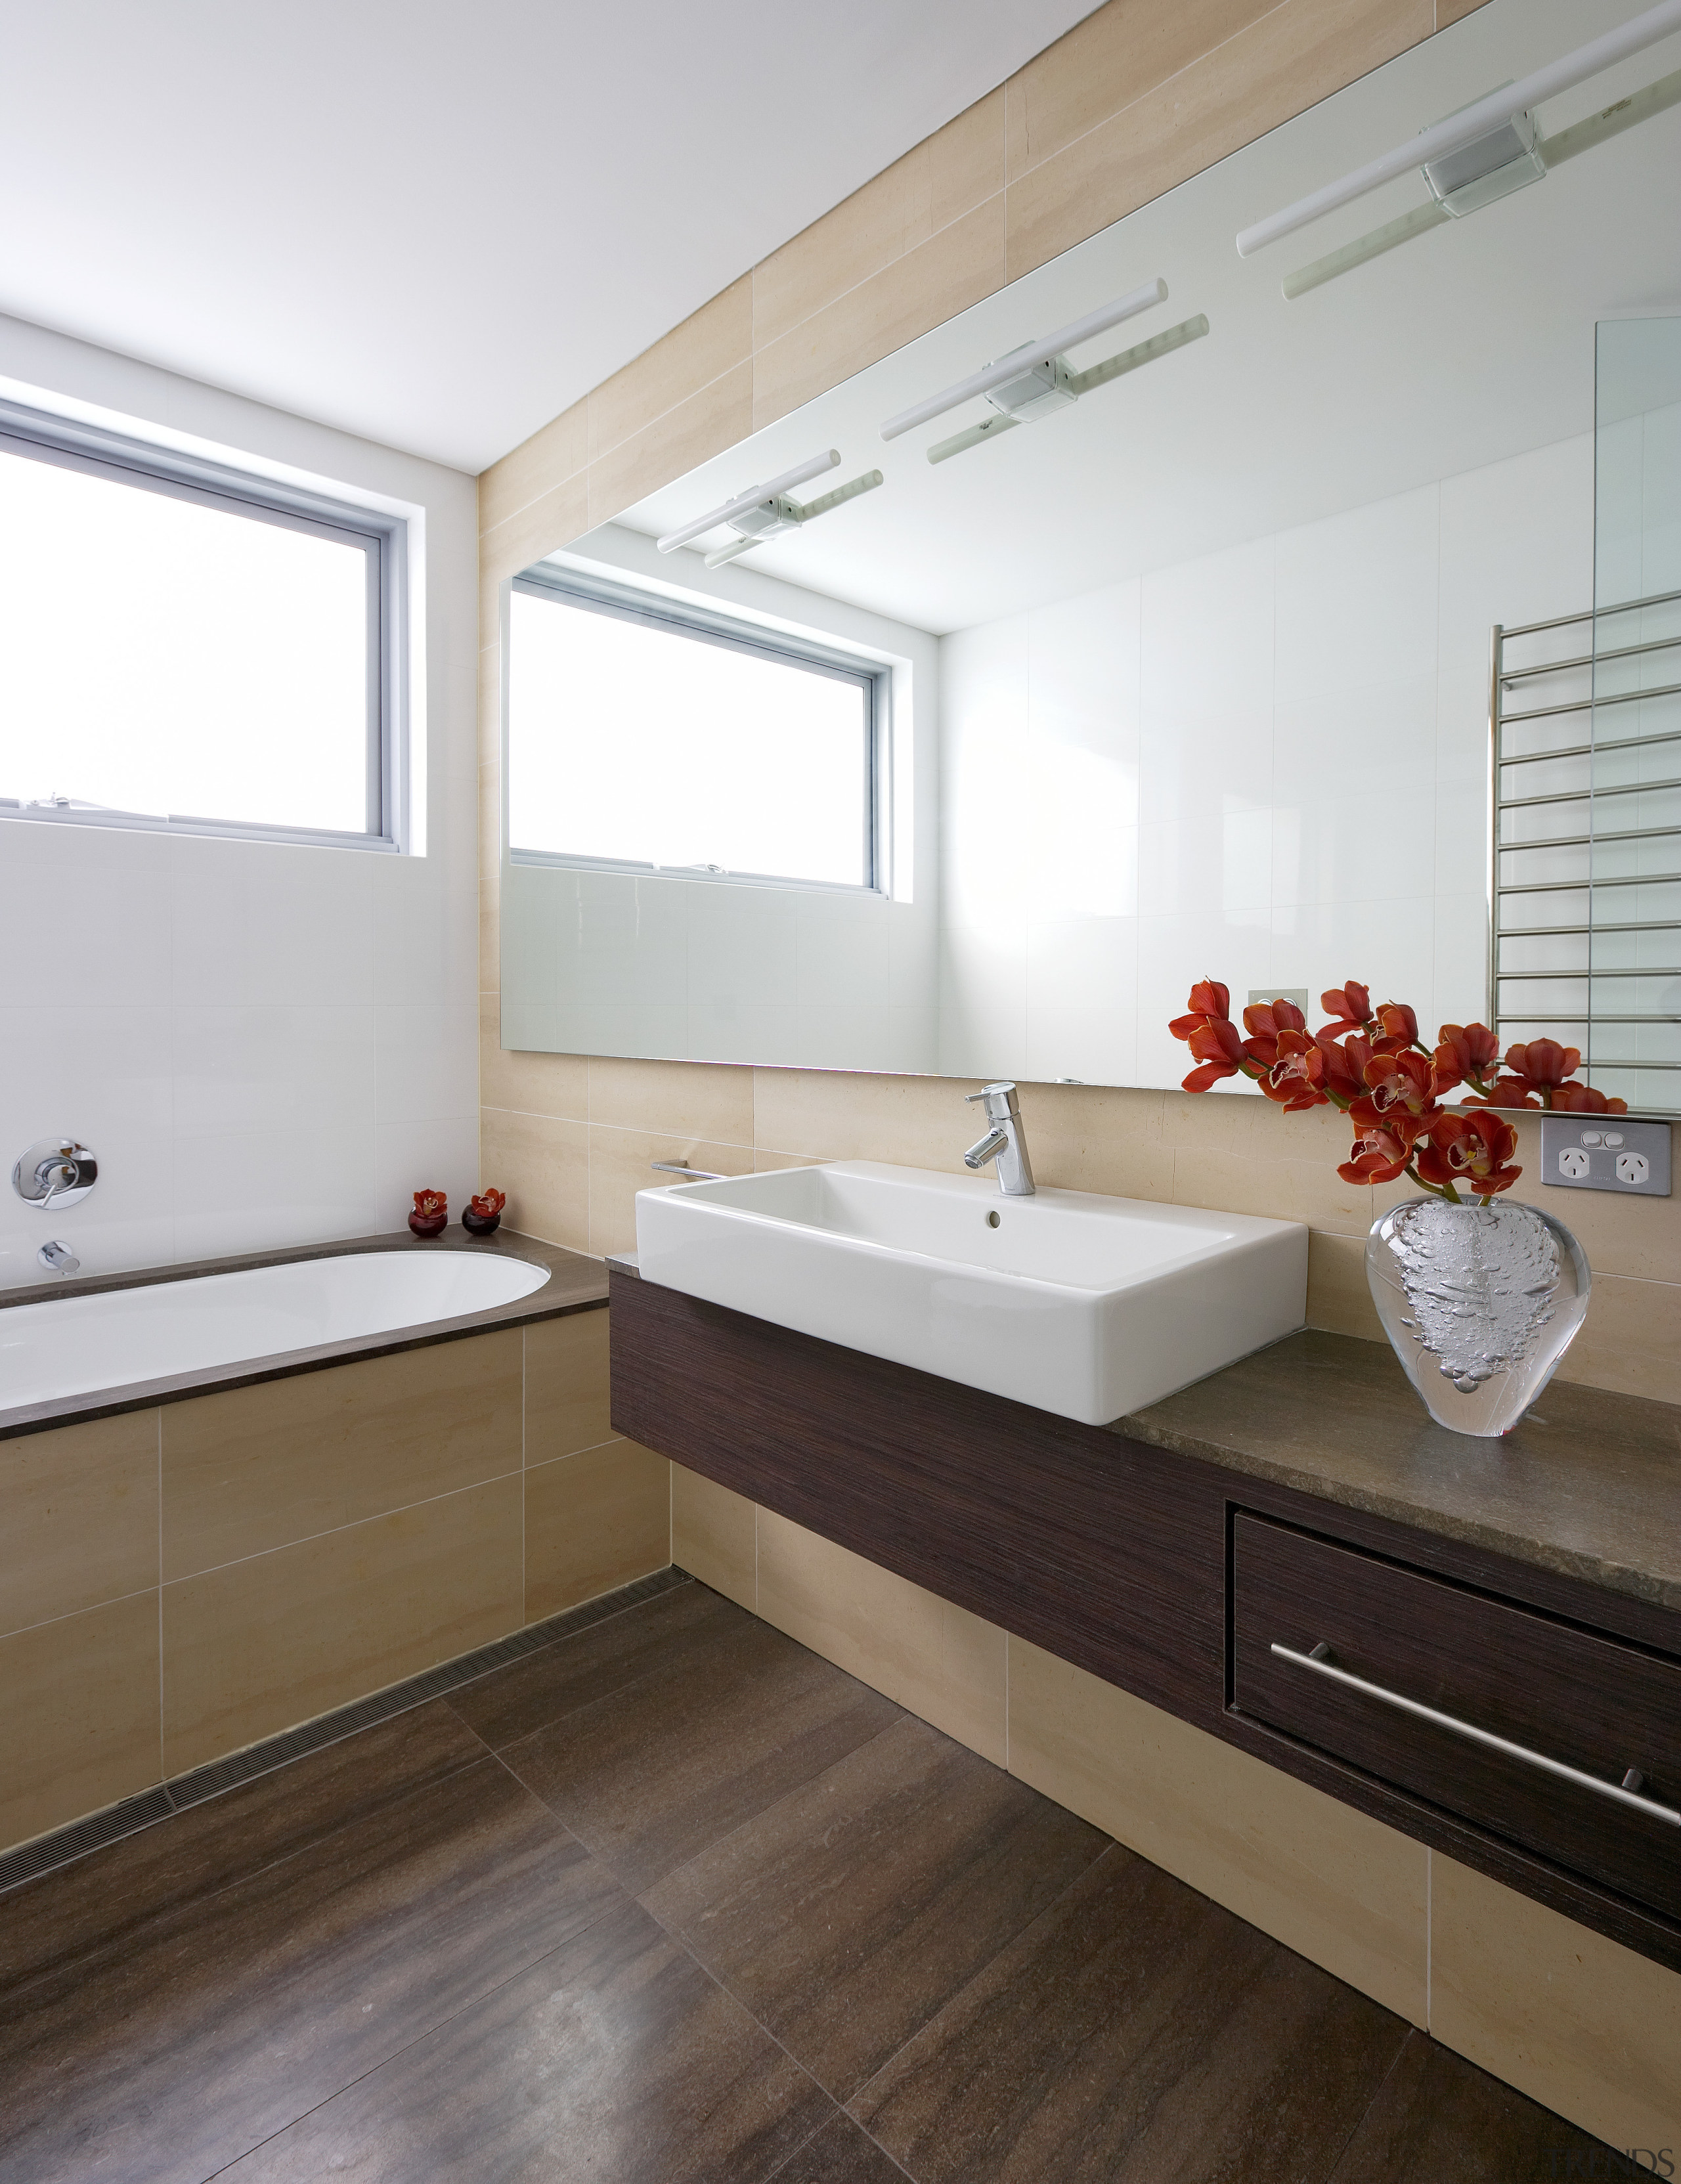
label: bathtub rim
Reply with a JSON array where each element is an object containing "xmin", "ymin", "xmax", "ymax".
[{"xmin": 0, "ymin": 1228, "xmax": 606, "ymax": 1442}]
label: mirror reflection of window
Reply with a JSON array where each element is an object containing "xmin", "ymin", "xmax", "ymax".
[{"xmin": 508, "ymin": 580, "xmax": 878, "ymax": 892}]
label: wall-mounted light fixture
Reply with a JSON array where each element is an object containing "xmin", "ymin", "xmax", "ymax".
[
  {"xmin": 655, "ymin": 449, "xmax": 884, "ymax": 569},
  {"xmin": 1238, "ymin": 0, "xmax": 1681, "ymax": 263}
]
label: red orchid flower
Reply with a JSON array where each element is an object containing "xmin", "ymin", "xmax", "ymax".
[
  {"xmin": 1315, "ymin": 1031, "xmax": 1373, "ymax": 1104},
  {"xmin": 1503, "ymin": 1039, "xmax": 1582, "ymax": 1098},
  {"xmin": 412, "ymin": 1189, "xmax": 447, "ymax": 1218},
  {"xmin": 1255, "ymin": 1028, "xmax": 1328, "ymax": 1110},
  {"xmin": 1337, "ymin": 1111, "xmax": 1422, "ymax": 1187},
  {"xmin": 1357, "ymin": 1047, "xmax": 1439, "ymax": 1122},
  {"xmin": 1240, "ymin": 995, "xmax": 1308, "ymax": 1070},
  {"xmin": 1370, "ymin": 1001, "xmax": 1420, "ymax": 1055},
  {"xmin": 1416, "ymin": 1111, "xmax": 1522, "ymax": 1196},
  {"xmin": 1317, "ymin": 982, "xmax": 1372, "ymax": 1037},
  {"xmin": 1169, "ymin": 978, "xmax": 1233, "ymax": 1042},
  {"xmin": 1463, "ymin": 1072, "xmax": 1542, "ymax": 1110},
  {"xmin": 1432, "ymin": 1022, "xmax": 1501, "ymax": 1093},
  {"xmin": 1548, "ymin": 1082, "xmax": 1629, "ymax": 1116},
  {"xmin": 1182, "ymin": 1013, "xmax": 1248, "ymax": 1092},
  {"xmin": 469, "ymin": 1187, "xmax": 507, "ymax": 1217}
]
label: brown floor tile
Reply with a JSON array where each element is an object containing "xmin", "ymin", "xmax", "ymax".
[
  {"xmin": 500, "ymin": 1611, "xmax": 902, "ymax": 1892},
  {"xmin": 1326, "ymin": 2028, "xmax": 1626, "ymax": 2181},
  {"xmin": 848, "ymin": 1841, "xmax": 1409, "ymax": 2184},
  {"xmin": 221, "ymin": 1892, "xmax": 835, "ymax": 2184},
  {"xmin": 0, "ymin": 1698, "xmax": 487, "ymax": 2002},
  {"xmin": 644, "ymin": 1712, "xmax": 1108, "ymax": 2103},
  {"xmin": 0, "ymin": 1757, "xmax": 622, "ymax": 2184},
  {"xmin": 446, "ymin": 1573, "xmax": 724, "ymax": 1749},
  {"xmin": 772, "ymin": 2114, "xmax": 911, "ymax": 2183}
]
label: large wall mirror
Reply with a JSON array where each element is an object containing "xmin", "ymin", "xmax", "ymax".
[{"xmin": 500, "ymin": 0, "xmax": 1681, "ymax": 1112}]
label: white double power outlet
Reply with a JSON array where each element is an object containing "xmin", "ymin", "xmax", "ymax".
[{"xmin": 1540, "ymin": 1115, "xmax": 1671, "ymax": 1198}]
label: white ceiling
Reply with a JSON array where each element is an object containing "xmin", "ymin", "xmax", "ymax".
[
  {"xmin": 0, "ymin": 2, "xmax": 1101, "ymax": 475},
  {"xmin": 593, "ymin": 0, "xmax": 1681, "ymax": 635}
]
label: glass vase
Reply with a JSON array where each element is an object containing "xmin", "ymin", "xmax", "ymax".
[{"xmin": 1365, "ymin": 1196, "xmax": 1590, "ymax": 1437}]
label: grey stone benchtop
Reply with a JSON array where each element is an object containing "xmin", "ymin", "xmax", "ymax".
[
  {"xmin": 0, "ymin": 1228, "xmax": 606, "ymax": 1441},
  {"xmin": 1116, "ymin": 1329, "xmax": 1681, "ymax": 1616}
]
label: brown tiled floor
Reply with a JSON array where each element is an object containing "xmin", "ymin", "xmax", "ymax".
[{"xmin": 0, "ymin": 1577, "xmax": 1617, "ymax": 2183}]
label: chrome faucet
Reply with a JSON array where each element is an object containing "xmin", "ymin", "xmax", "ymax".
[
  {"xmin": 38, "ymin": 1240, "xmax": 81, "ymax": 1276},
  {"xmin": 963, "ymin": 1081, "xmax": 1036, "ymax": 1196}
]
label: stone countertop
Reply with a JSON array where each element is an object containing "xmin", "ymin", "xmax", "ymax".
[
  {"xmin": 0, "ymin": 1229, "xmax": 607, "ymax": 1441},
  {"xmin": 1115, "ymin": 1329, "xmax": 1681, "ymax": 1615}
]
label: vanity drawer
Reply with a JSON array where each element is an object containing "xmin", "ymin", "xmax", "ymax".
[{"xmin": 1231, "ymin": 1514, "xmax": 1681, "ymax": 1919}]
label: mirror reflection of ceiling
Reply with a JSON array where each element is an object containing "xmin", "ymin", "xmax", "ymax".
[{"xmin": 595, "ymin": 0, "xmax": 1681, "ymax": 637}]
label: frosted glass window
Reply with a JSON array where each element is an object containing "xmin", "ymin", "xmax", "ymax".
[
  {"xmin": 509, "ymin": 581, "xmax": 875, "ymax": 888},
  {"xmin": 0, "ymin": 433, "xmax": 381, "ymax": 840}
]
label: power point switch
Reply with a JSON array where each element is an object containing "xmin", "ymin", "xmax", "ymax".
[{"xmin": 1541, "ymin": 1114, "xmax": 1670, "ymax": 1197}]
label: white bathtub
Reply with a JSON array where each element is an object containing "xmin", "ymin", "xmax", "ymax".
[{"xmin": 0, "ymin": 1250, "xmax": 552, "ymax": 1410}]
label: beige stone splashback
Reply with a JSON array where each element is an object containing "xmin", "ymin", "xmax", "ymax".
[{"xmin": 476, "ymin": 0, "xmax": 1681, "ymax": 1405}]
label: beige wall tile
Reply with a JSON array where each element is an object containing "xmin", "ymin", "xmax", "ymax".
[
  {"xmin": 1430, "ymin": 1854, "xmax": 1681, "ymax": 2149},
  {"xmin": 587, "ymin": 277, "xmax": 752, "ymax": 464},
  {"xmin": 478, "ymin": 399, "xmax": 587, "ymax": 539},
  {"xmin": 588, "ymin": 1055, "xmax": 754, "ymax": 1143},
  {"xmin": 1164, "ymin": 1091, "xmax": 1376, "ymax": 1235},
  {"xmin": 479, "ymin": 902, "xmax": 500, "ymax": 999},
  {"xmin": 0, "ymin": 1411, "xmax": 158, "ymax": 1638},
  {"xmin": 1005, "ymin": 0, "xmax": 1435, "ymax": 280},
  {"xmin": 480, "ymin": 470, "xmax": 591, "ymax": 590},
  {"xmin": 751, "ymin": 197, "xmax": 1007, "ymax": 433},
  {"xmin": 1552, "ymin": 1273, "xmax": 1681, "ymax": 1406},
  {"xmin": 480, "ymin": 1107, "xmax": 589, "ymax": 1252},
  {"xmin": 752, "ymin": 1064, "xmax": 981, "ymax": 1168},
  {"xmin": 1007, "ymin": 1635, "xmax": 1428, "ymax": 2024},
  {"xmin": 524, "ymin": 1307, "xmax": 613, "ymax": 1465},
  {"xmin": 1005, "ymin": 0, "xmax": 1277, "ymax": 181},
  {"xmin": 754, "ymin": 1147, "xmax": 831, "ymax": 1173},
  {"xmin": 0, "ymin": 1593, "xmax": 161, "ymax": 1854},
  {"xmin": 1307, "ymin": 1227, "xmax": 1384, "ymax": 1341},
  {"xmin": 480, "ymin": 995, "xmax": 590, "ymax": 1122},
  {"xmin": 756, "ymin": 1510, "xmax": 1006, "ymax": 1764},
  {"xmin": 476, "ymin": 758, "xmax": 501, "ymax": 915},
  {"xmin": 162, "ymin": 1474, "xmax": 522, "ymax": 1775},
  {"xmin": 587, "ymin": 1125, "xmax": 755, "ymax": 1259},
  {"xmin": 160, "ymin": 1334, "xmax": 523, "ymax": 1583},
  {"xmin": 1016, "ymin": 1081, "xmax": 1172, "ymax": 1201},
  {"xmin": 586, "ymin": 360, "xmax": 754, "ymax": 533},
  {"xmin": 671, "ymin": 1464, "xmax": 756, "ymax": 1611},
  {"xmin": 1436, "ymin": 0, "xmax": 1493, "ymax": 24},
  {"xmin": 525, "ymin": 1438, "xmax": 670, "ymax": 1621},
  {"xmin": 753, "ymin": 93, "xmax": 1004, "ymax": 351}
]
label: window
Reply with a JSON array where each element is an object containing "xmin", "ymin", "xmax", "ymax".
[
  {"xmin": 0, "ymin": 402, "xmax": 404, "ymax": 848},
  {"xmin": 508, "ymin": 569, "xmax": 883, "ymax": 890}
]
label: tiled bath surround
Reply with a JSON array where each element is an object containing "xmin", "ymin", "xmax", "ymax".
[{"xmin": 0, "ymin": 1306, "xmax": 668, "ymax": 1854}]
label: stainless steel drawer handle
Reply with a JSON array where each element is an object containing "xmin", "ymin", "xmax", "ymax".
[{"xmin": 1271, "ymin": 1642, "xmax": 1681, "ymax": 1828}]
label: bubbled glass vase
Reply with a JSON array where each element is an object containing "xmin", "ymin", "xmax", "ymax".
[{"xmin": 1365, "ymin": 1196, "xmax": 1590, "ymax": 1437}]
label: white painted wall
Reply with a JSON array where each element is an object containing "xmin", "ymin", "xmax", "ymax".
[
  {"xmin": 938, "ymin": 432, "xmax": 1596, "ymax": 1087},
  {"xmin": 0, "ymin": 314, "xmax": 481, "ymax": 1286}
]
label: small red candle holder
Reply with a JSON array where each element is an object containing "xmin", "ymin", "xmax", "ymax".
[
  {"xmin": 463, "ymin": 1187, "xmax": 506, "ymax": 1237},
  {"xmin": 409, "ymin": 1189, "xmax": 448, "ymax": 1238}
]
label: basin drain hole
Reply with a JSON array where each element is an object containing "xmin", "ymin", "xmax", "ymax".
[{"xmin": 986, "ymin": 1210, "xmax": 1001, "ymax": 1229}]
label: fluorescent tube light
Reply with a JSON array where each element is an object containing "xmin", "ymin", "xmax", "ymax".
[
  {"xmin": 657, "ymin": 450, "xmax": 840, "ymax": 554},
  {"xmin": 1236, "ymin": 0, "xmax": 1681, "ymax": 257},
  {"xmin": 879, "ymin": 279, "xmax": 1168, "ymax": 441}
]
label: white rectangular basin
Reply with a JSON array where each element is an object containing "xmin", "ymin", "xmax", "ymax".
[{"xmin": 634, "ymin": 1160, "xmax": 1307, "ymax": 1426}]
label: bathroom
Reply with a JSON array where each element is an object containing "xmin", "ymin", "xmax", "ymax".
[{"xmin": 2, "ymin": 0, "xmax": 1679, "ymax": 2174}]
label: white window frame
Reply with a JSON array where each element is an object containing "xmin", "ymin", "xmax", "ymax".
[
  {"xmin": 0, "ymin": 397, "xmax": 408, "ymax": 853},
  {"xmin": 507, "ymin": 565, "xmax": 888, "ymax": 896}
]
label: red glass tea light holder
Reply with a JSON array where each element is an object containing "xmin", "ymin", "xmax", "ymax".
[
  {"xmin": 463, "ymin": 1187, "xmax": 506, "ymax": 1237},
  {"xmin": 408, "ymin": 1189, "xmax": 448, "ymax": 1238}
]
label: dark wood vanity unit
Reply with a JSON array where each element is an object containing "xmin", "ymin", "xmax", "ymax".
[{"xmin": 609, "ymin": 1265, "xmax": 1681, "ymax": 1974}]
